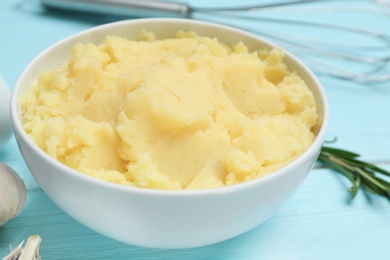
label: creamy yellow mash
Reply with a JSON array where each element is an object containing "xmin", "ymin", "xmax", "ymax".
[{"xmin": 22, "ymin": 31, "xmax": 318, "ymax": 190}]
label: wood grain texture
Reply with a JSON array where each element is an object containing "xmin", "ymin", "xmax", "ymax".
[{"xmin": 1, "ymin": 0, "xmax": 390, "ymax": 259}]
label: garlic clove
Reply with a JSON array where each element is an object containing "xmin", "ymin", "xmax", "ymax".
[
  {"xmin": 18, "ymin": 235, "xmax": 42, "ymax": 260},
  {"xmin": 0, "ymin": 163, "xmax": 26, "ymax": 226},
  {"xmin": 3, "ymin": 235, "xmax": 42, "ymax": 260}
]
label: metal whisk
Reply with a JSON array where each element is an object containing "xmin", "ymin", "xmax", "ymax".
[{"xmin": 41, "ymin": 0, "xmax": 390, "ymax": 84}]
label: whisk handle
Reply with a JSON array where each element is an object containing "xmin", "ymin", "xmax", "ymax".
[{"xmin": 41, "ymin": 0, "xmax": 191, "ymax": 18}]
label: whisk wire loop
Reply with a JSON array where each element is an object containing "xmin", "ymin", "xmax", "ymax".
[{"xmin": 40, "ymin": 0, "xmax": 390, "ymax": 83}]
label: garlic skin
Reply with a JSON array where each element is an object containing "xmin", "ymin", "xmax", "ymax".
[
  {"xmin": 3, "ymin": 235, "xmax": 42, "ymax": 260},
  {"xmin": 0, "ymin": 163, "xmax": 26, "ymax": 226}
]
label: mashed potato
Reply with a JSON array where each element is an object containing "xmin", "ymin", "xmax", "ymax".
[{"xmin": 22, "ymin": 30, "xmax": 318, "ymax": 190}]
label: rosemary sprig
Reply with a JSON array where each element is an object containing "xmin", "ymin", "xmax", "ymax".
[{"xmin": 318, "ymin": 146, "xmax": 390, "ymax": 200}]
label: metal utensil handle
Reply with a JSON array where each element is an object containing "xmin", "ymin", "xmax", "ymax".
[{"xmin": 41, "ymin": 0, "xmax": 191, "ymax": 18}]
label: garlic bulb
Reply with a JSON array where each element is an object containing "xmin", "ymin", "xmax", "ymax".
[
  {"xmin": 0, "ymin": 75, "xmax": 13, "ymax": 150},
  {"xmin": 0, "ymin": 163, "xmax": 26, "ymax": 226}
]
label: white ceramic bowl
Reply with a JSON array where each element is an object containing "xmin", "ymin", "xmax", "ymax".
[{"xmin": 11, "ymin": 18, "xmax": 329, "ymax": 249}]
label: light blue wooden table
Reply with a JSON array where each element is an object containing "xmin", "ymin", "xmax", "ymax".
[{"xmin": 1, "ymin": 0, "xmax": 390, "ymax": 259}]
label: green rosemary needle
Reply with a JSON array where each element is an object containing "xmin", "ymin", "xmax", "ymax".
[{"xmin": 318, "ymin": 146, "xmax": 390, "ymax": 200}]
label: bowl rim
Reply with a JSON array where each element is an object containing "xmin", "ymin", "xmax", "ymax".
[{"xmin": 10, "ymin": 18, "xmax": 329, "ymax": 197}]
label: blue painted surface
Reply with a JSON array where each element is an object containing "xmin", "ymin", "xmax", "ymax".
[{"xmin": 1, "ymin": 0, "xmax": 390, "ymax": 259}]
